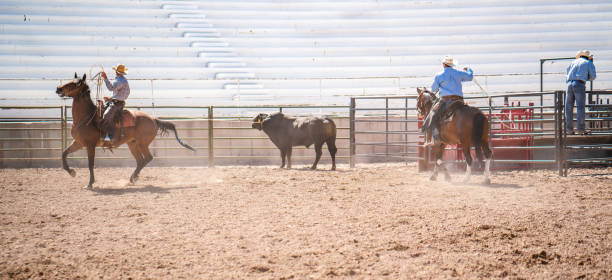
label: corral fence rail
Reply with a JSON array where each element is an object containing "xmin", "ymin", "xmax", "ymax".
[
  {"xmin": 2, "ymin": 91, "xmax": 611, "ymax": 175},
  {"xmin": 0, "ymin": 104, "xmax": 350, "ymax": 167},
  {"xmin": 350, "ymin": 90, "xmax": 612, "ymax": 175}
]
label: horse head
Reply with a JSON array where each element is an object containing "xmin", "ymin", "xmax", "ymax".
[
  {"xmin": 416, "ymin": 87, "xmax": 437, "ymax": 117},
  {"xmin": 56, "ymin": 73, "xmax": 88, "ymax": 98}
]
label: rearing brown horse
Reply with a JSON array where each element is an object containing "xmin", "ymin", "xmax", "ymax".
[
  {"xmin": 56, "ymin": 73, "xmax": 194, "ymax": 188},
  {"xmin": 417, "ymin": 87, "xmax": 492, "ymax": 184}
]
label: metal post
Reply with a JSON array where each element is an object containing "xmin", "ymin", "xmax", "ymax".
[
  {"xmin": 349, "ymin": 98, "xmax": 355, "ymax": 168},
  {"xmin": 62, "ymin": 104, "xmax": 68, "ymax": 152},
  {"xmin": 385, "ymin": 97, "xmax": 389, "ymax": 161},
  {"xmin": 555, "ymin": 91, "xmax": 563, "ymax": 176},
  {"xmin": 488, "ymin": 96, "xmax": 493, "ymax": 149},
  {"xmin": 562, "ymin": 91, "xmax": 568, "ymax": 177},
  {"xmin": 404, "ymin": 97, "xmax": 408, "ymax": 165},
  {"xmin": 208, "ymin": 106, "xmax": 214, "ymax": 167},
  {"xmin": 539, "ymin": 59, "xmax": 544, "ymax": 92},
  {"xmin": 554, "ymin": 91, "xmax": 559, "ymax": 175}
]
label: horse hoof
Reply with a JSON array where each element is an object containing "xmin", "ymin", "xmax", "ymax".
[
  {"xmin": 69, "ymin": 169, "xmax": 76, "ymax": 177},
  {"xmin": 331, "ymin": 166, "xmax": 336, "ymax": 171},
  {"xmin": 429, "ymin": 175, "xmax": 437, "ymax": 181},
  {"xmin": 483, "ymin": 178, "xmax": 491, "ymax": 185},
  {"xmin": 83, "ymin": 184, "xmax": 93, "ymax": 189},
  {"xmin": 130, "ymin": 177, "xmax": 137, "ymax": 184}
]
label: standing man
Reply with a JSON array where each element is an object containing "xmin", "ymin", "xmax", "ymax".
[
  {"xmin": 422, "ymin": 56, "xmax": 473, "ymax": 144},
  {"xmin": 565, "ymin": 50, "xmax": 596, "ymax": 135},
  {"xmin": 101, "ymin": 64, "xmax": 130, "ymax": 144}
]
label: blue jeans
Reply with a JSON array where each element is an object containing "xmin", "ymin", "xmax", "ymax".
[{"xmin": 565, "ymin": 81, "xmax": 586, "ymax": 132}]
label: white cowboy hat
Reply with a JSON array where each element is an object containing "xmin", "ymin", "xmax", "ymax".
[
  {"xmin": 575, "ymin": 50, "xmax": 592, "ymax": 59},
  {"xmin": 441, "ymin": 56, "xmax": 457, "ymax": 67}
]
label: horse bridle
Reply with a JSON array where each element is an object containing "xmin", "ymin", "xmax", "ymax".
[{"xmin": 417, "ymin": 90, "xmax": 438, "ymax": 117}]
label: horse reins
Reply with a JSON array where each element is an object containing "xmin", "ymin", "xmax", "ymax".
[{"xmin": 73, "ymin": 85, "xmax": 98, "ymax": 130}]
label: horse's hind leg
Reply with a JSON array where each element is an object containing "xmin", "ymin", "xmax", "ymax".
[
  {"xmin": 326, "ymin": 139, "xmax": 337, "ymax": 171},
  {"xmin": 127, "ymin": 141, "xmax": 144, "ymax": 184},
  {"xmin": 482, "ymin": 142, "xmax": 493, "ymax": 185},
  {"xmin": 62, "ymin": 140, "xmax": 82, "ymax": 177},
  {"xmin": 462, "ymin": 145, "xmax": 473, "ymax": 183},
  {"xmin": 138, "ymin": 142, "xmax": 154, "ymax": 173},
  {"xmin": 85, "ymin": 145, "xmax": 96, "ymax": 189}
]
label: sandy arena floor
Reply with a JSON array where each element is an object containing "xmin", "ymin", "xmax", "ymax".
[{"xmin": 0, "ymin": 164, "xmax": 610, "ymax": 279}]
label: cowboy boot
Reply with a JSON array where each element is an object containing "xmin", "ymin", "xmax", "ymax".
[{"xmin": 425, "ymin": 128, "xmax": 440, "ymax": 147}]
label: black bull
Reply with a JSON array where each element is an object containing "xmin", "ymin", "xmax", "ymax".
[{"xmin": 252, "ymin": 112, "xmax": 337, "ymax": 170}]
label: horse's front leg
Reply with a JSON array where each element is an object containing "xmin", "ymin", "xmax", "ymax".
[
  {"xmin": 429, "ymin": 144, "xmax": 443, "ymax": 181},
  {"xmin": 86, "ymin": 145, "xmax": 96, "ymax": 189},
  {"xmin": 62, "ymin": 140, "xmax": 83, "ymax": 177}
]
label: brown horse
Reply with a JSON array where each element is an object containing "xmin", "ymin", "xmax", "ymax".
[
  {"xmin": 416, "ymin": 87, "xmax": 492, "ymax": 184},
  {"xmin": 56, "ymin": 73, "xmax": 194, "ymax": 188}
]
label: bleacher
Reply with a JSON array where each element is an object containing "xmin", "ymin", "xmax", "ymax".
[{"xmin": 1, "ymin": 0, "xmax": 611, "ymax": 109}]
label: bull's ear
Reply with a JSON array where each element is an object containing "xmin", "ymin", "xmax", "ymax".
[
  {"xmin": 82, "ymin": 73, "xmax": 86, "ymax": 81},
  {"xmin": 417, "ymin": 87, "xmax": 423, "ymax": 95},
  {"xmin": 74, "ymin": 72, "xmax": 78, "ymax": 79}
]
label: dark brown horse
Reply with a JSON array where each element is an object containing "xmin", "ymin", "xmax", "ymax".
[
  {"xmin": 417, "ymin": 87, "xmax": 492, "ymax": 184},
  {"xmin": 56, "ymin": 73, "xmax": 194, "ymax": 188}
]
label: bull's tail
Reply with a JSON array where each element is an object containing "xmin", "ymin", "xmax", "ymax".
[
  {"xmin": 324, "ymin": 118, "xmax": 337, "ymax": 141},
  {"xmin": 155, "ymin": 119, "xmax": 196, "ymax": 151},
  {"xmin": 472, "ymin": 112, "xmax": 488, "ymax": 163}
]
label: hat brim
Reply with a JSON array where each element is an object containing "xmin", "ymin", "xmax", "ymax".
[{"xmin": 112, "ymin": 67, "xmax": 128, "ymax": 74}]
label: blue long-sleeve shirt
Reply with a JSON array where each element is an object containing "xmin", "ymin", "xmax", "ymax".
[
  {"xmin": 566, "ymin": 57, "xmax": 596, "ymax": 83},
  {"xmin": 104, "ymin": 75, "xmax": 130, "ymax": 101},
  {"xmin": 431, "ymin": 67, "xmax": 473, "ymax": 97}
]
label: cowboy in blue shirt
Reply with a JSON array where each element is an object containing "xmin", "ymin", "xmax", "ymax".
[
  {"xmin": 100, "ymin": 64, "xmax": 130, "ymax": 144},
  {"xmin": 423, "ymin": 56, "xmax": 473, "ymax": 144},
  {"xmin": 565, "ymin": 50, "xmax": 596, "ymax": 135}
]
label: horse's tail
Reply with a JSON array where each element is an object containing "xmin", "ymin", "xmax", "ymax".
[
  {"xmin": 155, "ymin": 119, "xmax": 196, "ymax": 151},
  {"xmin": 472, "ymin": 112, "xmax": 488, "ymax": 163}
]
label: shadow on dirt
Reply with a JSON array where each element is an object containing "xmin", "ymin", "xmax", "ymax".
[
  {"xmin": 481, "ymin": 182, "xmax": 523, "ymax": 189},
  {"xmin": 90, "ymin": 185, "xmax": 197, "ymax": 195},
  {"xmin": 452, "ymin": 181, "xmax": 523, "ymax": 189},
  {"xmin": 289, "ymin": 167, "xmax": 350, "ymax": 173}
]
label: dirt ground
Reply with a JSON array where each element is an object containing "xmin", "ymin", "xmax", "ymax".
[{"xmin": 0, "ymin": 163, "xmax": 610, "ymax": 279}]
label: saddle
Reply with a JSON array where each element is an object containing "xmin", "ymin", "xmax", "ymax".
[
  {"xmin": 440, "ymin": 100, "xmax": 466, "ymax": 122},
  {"xmin": 116, "ymin": 110, "xmax": 136, "ymax": 128},
  {"xmin": 96, "ymin": 100, "xmax": 136, "ymax": 128}
]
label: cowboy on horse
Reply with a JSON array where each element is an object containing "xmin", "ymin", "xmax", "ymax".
[
  {"xmin": 100, "ymin": 64, "xmax": 130, "ymax": 146},
  {"xmin": 421, "ymin": 56, "xmax": 473, "ymax": 145}
]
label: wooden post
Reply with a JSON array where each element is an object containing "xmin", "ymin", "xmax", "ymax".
[
  {"xmin": 349, "ymin": 98, "xmax": 355, "ymax": 168},
  {"xmin": 208, "ymin": 106, "xmax": 214, "ymax": 167}
]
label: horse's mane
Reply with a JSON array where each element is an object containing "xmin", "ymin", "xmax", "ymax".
[{"xmin": 77, "ymin": 82, "xmax": 97, "ymax": 113}]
